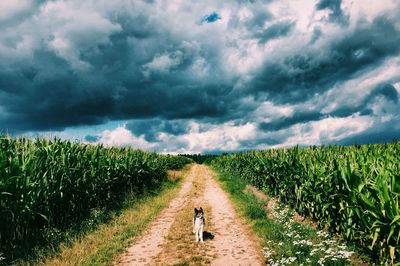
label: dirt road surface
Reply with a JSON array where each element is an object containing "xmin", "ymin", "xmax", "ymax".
[{"xmin": 116, "ymin": 164, "xmax": 264, "ymax": 266}]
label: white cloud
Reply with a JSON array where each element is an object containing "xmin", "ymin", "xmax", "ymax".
[
  {"xmin": 91, "ymin": 121, "xmax": 257, "ymax": 154},
  {"xmin": 320, "ymin": 56, "xmax": 400, "ymax": 114},
  {"xmin": 269, "ymin": 0, "xmax": 316, "ymax": 33},
  {"xmin": 343, "ymin": 0, "xmax": 398, "ymax": 25},
  {"xmin": 142, "ymin": 51, "xmax": 183, "ymax": 76},
  {"xmin": 0, "ymin": 0, "xmax": 33, "ymax": 21},
  {"xmin": 97, "ymin": 126, "xmax": 155, "ymax": 150},
  {"xmin": 255, "ymin": 101, "xmax": 294, "ymax": 123},
  {"xmin": 393, "ymin": 82, "xmax": 400, "ymax": 93},
  {"xmin": 181, "ymin": 121, "xmax": 257, "ymax": 153},
  {"xmin": 280, "ymin": 115, "xmax": 373, "ymax": 146},
  {"xmin": 41, "ymin": 1, "xmax": 121, "ymax": 70},
  {"xmin": 0, "ymin": 0, "xmax": 122, "ymax": 70}
]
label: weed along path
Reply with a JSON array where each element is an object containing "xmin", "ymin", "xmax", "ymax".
[{"xmin": 116, "ymin": 164, "xmax": 264, "ymax": 266}]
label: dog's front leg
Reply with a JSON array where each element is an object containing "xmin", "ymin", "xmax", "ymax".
[{"xmin": 199, "ymin": 227, "xmax": 204, "ymax": 243}]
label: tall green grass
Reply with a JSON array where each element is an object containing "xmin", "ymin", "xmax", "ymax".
[
  {"xmin": 0, "ymin": 135, "xmax": 191, "ymax": 263},
  {"xmin": 211, "ymin": 141, "xmax": 400, "ymax": 263}
]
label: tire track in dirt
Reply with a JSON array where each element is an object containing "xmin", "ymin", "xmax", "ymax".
[
  {"xmin": 116, "ymin": 164, "xmax": 264, "ymax": 266},
  {"xmin": 203, "ymin": 166, "xmax": 264, "ymax": 266}
]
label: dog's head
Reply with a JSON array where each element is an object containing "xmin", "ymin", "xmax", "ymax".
[{"xmin": 194, "ymin": 207, "xmax": 204, "ymax": 218}]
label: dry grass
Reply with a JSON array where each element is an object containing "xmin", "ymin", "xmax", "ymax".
[
  {"xmin": 167, "ymin": 170, "xmax": 184, "ymax": 182},
  {"xmin": 21, "ymin": 168, "xmax": 191, "ymax": 266}
]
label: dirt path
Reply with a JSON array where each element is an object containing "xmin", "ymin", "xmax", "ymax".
[
  {"xmin": 203, "ymin": 167, "xmax": 263, "ymax": 265},
  {"xmin": 116, "ymin": 164, "xmax": 264, "ymax": 266}
]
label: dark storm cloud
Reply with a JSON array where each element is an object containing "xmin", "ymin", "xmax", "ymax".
[
  {"xmin": 315, "ymin": 0, "xmax": 348, "ymax": 25},
  {"xmin": 370, "ymin": 83, "xmax": 399, "ymax": 103},
  {"xmin": 333, "ymin": 119, "xmax": 400, "ymax": 145},
  {"xmin": 250, "ymin": 15, "xmax": 400, "ymax": 104},
  {"xmin": 258, "ymin": 82, "xmax": 399, "ymax": 132},
  {"xmin": 259, "ymin": 111, "xmax": 323, "ymax": 131},
  {"xmin": 255, "ymin": 20, "xmax": 294, "ymax": 44},
  {"xmin": 309, "ymin": 27, "xmax": 322, "ymax": 44},
  {"xmin": 126, "ymin": 119, "xmax": 189, "ymax": 142},
  {"xmin": 330, "ymin": 83, "xmax": 399, "ymax": 118},
  {"xmin": 0, "ymin": 50, "xmax": 116, "ymax": 132},
  {"xmin": 246, "ymin": 9, "xmax": 272, "ymax": 28},
  {"xmin": 0, "ymin": 1, "xmax": 232, "ymax": 133},
  {"xmin": 1, "ymin": 0, "xmax": 399, "ymax": 151}
]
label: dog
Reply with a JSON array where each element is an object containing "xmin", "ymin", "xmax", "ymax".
[{"xmin": 193, "ymin": 207, "xmax": 205, "ymax": 243}]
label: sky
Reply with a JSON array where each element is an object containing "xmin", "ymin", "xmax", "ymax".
[{"xmin": 0, "ymin": 0, "xmax": 399, "ymax": 154}]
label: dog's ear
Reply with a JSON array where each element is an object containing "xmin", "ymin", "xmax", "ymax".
[
  {"xmin": 194, "ymin": 208, "xmax": 198, "ymax": 213},
  {"xmin": 200, "ymin": 207, "xmax": 203, "ymax": 212}
]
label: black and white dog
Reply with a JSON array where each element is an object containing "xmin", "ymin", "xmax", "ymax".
[{"xmin": 193, "ymin": 207, "xmax": 205, "ymax": 243}]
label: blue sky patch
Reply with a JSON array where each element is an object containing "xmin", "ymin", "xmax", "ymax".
[{"xmin": 200, "ymin": 11, "xmax": 221, "ymax": 24}]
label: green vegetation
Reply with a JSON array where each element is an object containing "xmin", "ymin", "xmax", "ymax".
[
  {"xmin": 0, "ymin": 135, "xmax": 191, "ymax": 263},
  {"xmin": 211, "ymin": 141, "xmax": 400, "ymax": 264},
  {"xmin": 39, "ymin": 168, "xmax": 187, "ymax": 266},
  {"xmin": 180, "ymin": 154, "xmax": 218, "ymax": 164},
  {"xmin": 214, "ymin": 170, "xmax": 357, "ymax": 265}
]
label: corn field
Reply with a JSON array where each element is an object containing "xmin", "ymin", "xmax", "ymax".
[
  {"xmin": 211, "ymin": 141, "xmax": 400, "ymax": 263},
  {"xmin": 0, "ymin": 135, "xmax": 191, "ymax": 262}
]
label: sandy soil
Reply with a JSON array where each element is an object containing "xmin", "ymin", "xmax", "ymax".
[{"xmin": 116, "ymin": 164, "xmax": 264, "ymax": 266}]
